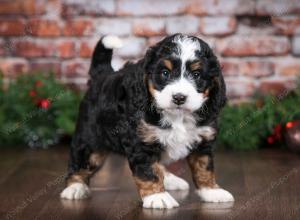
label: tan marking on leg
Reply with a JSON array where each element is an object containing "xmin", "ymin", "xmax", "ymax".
[
  {"xmin": 133, "ymin": 163, "xmax": 164, "ymax": 198},
  {"xmin": 163, "ymin": 59, "xmax": 173, "ymax": 70},
  {"xmin": 66, "ymin": 151, "xmax": 107, "ymax": 187},
  {"xmin": 66, "ymin": 169, "xmax": 92, "ymax": 186},
  {"xmin": 89, "ymin": 151, "xmax": 107, "ymax": 169},
  {"xmin": 187, "ymin": 153, "xmax": 217, "ymax": 189},
  {"xmin": 137, "ymin": 120, "xmax": 157, "ymax": 144}
]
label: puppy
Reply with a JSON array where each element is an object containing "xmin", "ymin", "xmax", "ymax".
[{"xmin": 60, "ymin": 34, "xmax": 234, "ymax": 209}]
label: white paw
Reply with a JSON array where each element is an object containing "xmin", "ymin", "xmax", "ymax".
[
  {"xmin": 102, "ymin": 35, "xmax": 123, "ymax": 49},
  {"xmin": 164, "ymin": 172, "xmax": 189, "ymax": 191},
  {"xmin": 60, "ymin": 183, "xmax": 90, "ymax": 200},
  {"xmin": 142, "ymin": 192, "xmax": 179, "ymax": 209},
  {"xmin": 196, "ymin": 187, "xmax": 234, "ymax": 203},
  {"xmin": 198, "ymin": 126, "xmax": 216, "ymax": 141}
]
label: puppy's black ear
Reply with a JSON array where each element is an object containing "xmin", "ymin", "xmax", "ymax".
[
  {"xmin": 143, "ymin": 46, "xmax": 157, "ymax": 74},
  {"xmin": 202, "ymin": 44, "xmax": 227, "ymax": 111}
]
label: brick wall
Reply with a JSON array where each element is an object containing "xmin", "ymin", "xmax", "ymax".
[{"xmin": 0, "ymin": 0, "xmax": 300, "ymax": 101}]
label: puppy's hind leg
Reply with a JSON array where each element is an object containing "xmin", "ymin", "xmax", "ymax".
[{"xmin": 60, "ymin": 145, "xmax": 107, "ymax": 200}]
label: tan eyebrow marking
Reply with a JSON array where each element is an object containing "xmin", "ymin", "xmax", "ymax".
[
  {"xmin": 163, "ymin": 59, "xmax": 173, "ymax": 70},
  {"xmin": 190, "ymin": 61, "xmax": 202, "ymax": 71},
  {"xmin": 148, "ymin": 80, "xmax": 155, "ymax": 97}
]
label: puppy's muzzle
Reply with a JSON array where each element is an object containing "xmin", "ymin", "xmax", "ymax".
[{"xmin": 172, "ymin": 93, "xmax": 187, "ymax": 105}]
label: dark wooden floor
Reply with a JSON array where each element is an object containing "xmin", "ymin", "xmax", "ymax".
[{"xmin": 0, "ymin": 147, "xmax": 300, "ymax": 220}]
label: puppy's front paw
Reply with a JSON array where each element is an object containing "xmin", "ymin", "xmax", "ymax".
[
  {"xmin": 164, "ymin": 172, "xmax": 189, "ymax": 191},
  {"xmin": 198, "ymin": 126, "xmax": 216, "ymax": 141},
  {"xmin": 142, "ymin": 192, "xmax": 179, "ymax": 209},
  {"xmin": 60, "ymin": 183, "xmax": 90, "ymax": 200},
  {"xmin": 196, "ymin": 187, "xmax": 234, "ymax": 203}
]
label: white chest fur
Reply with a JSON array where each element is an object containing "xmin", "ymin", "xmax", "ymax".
[
  {"xmin": 138, "ymin": 111, "xmax": 216, "ymax": 164},
  {"xmin": 156, "ymin": 110, "xmax": 209, "ymax": 164}
]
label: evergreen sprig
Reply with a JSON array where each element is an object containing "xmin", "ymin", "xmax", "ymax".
[
  {"xmin": 218, "ymin": 86, "xmax": 300, "ymax": 150},
  {"xmin": 0, "ymin": 73, "xmax": 82, "ymax": 148}
]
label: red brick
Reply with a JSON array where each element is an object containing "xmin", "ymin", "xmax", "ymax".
[
  {"xmin": 200, "ymin": 16, "xmax": 237, "ymax": 36},
  {"xmin": 133, "ymin": 18, "xmax": 165, "ymax": 37},
  {"xmin": 236, "ymin": 21, "xmax": 276, "ymax": 36},
  {"xmin": 220, "ymin": 60, "xmax": 240, "ymax": 76},
  {"xmin": 272, "ymin": 16, "xmax": 300, "ymax": 35},
  {"xmin": 275, "ymin": 59, "xmax": 300, "ymax": 76},
  {"xmin": 63, "ymin": 19, "xmax": 94, "ymax": 36},
  {"xmin": 166, "ymin": 16, "xmax": 199, "ymax": 35},
  {"xmin": 14, "ymin": 40, "xmax": 56, "ymax": 57},
  {"xmin": 258, "ymin": 80, "xmax": 295, "ymax": 95},
  {"xmin": 28, "ymin": 19, "xmax": 61, "ymax": 37},
  {"xmin": 0, "ymin": 58, "xmax": 29, "ymax": 77},
  {"xmin": 62, "ymin": 0, "xmax": 115, "ymax": 17},
  {"xmin": 225, "ymin": 79, "xmax": 256, "ymax": 98},
  {"xmin": 185, "ymin": 0, "xmax": 256, "ymax": 15},
  {"xmin": 256, "ymin": 0, "xmax": 300, "ymax": 15},
  {"xmin": 55, "ymin": 40, "xmax": 76, "ymax": 58},
  {"xmin": 240, "ymin": 60, "xmax": 274, "ymax": 78},
  {"xmin": 221, "ymin": 59, "xmax": 274, "ymax": 77},
  {"xmin": 217, "ymin": 36, "xmax": 290, "ymax": 56},
  {"xmin": 13, "ymin": 39, "xmax": 72, "ymax": 58},
  {"xmin": 0, "ymin": 0, "xmax": 45, "ymax": 15},
  {"xmin": 61, "ymin": 59, "xmax": 90, "ymax": 77},
  {"xmin": 117, "ymin": 0, "xmax": 186, "ymax": 16},
  {"xmin": 0, "ymin": 19, "xmax": 26, "ymax": 36},
  {"xmin": 79, "ymin": 42, "xmax": 92, "ymax": 58},
  {"xmin": 30, "ymin": 60, "xmax": 61, "ymax": 75},
  {"xmin": 79, "ymin": 39, "xmax": 98, "ymax": 58}
]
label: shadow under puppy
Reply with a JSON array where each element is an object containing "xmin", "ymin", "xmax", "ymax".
[{"xmin": 61, "ymin": 34, "xmax": 234, "ymax": 209}]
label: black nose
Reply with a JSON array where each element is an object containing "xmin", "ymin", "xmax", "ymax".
[{"xmin": 172, "ymin": 93, "xmax": 187, "ymax": 105}]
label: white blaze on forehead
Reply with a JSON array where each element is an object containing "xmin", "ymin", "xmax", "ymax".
[{"xmin": 173, "ymin": 35, "xmax": 201, "ymax": 73}]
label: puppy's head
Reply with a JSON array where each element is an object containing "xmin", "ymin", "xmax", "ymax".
[{"xmin": 144, "ymin": 34, "xmax": 223, "ymax": 113}]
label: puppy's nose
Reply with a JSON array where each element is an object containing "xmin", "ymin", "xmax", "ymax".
[{"xmin": 172, "ymin": 93, "xmax": 187, "ymax": 105}]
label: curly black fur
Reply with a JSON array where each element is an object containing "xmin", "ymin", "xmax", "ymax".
[{"xmin": 67, "ymin": 34, "xmax": 226, "ymax": 182}]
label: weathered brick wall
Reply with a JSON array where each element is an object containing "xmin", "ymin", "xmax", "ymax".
[{"xmin": 0, "ymin": 0, "xmax": 300, "ymax": 101}]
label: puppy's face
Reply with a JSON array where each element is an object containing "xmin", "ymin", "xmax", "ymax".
[{"xmin": 145, "ymin": 34, "xmax": 219, "ymax": 113}]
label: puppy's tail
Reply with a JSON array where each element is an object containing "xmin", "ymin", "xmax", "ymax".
[{"xmin": 89, "ymin": 35, "xmax": 123, "ymax": 77}]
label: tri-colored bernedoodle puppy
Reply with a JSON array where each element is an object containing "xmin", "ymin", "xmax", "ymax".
[{"xmin": 60, "ymin": 33, "xmax": 234, "ymax": 209}]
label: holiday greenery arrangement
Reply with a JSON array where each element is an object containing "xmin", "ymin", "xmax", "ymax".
[
  {"xmin": 218, "ymin": 85, "xmax": 300, "ymax": 151},
  {"xmin": 0, "ymin": 72, "xmax": 299, "ymax": 151},
  {"xmin": 0, "ymin": 73, "xmax": 82, "ymax": 148}
]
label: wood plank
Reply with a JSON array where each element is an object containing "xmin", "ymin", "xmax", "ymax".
[
  {"xmin": 1, "ymin": 147, "xmax": 300, "ymax": 220},
  {"xmin": 34, "ymin": 154, "xmax": 127, "ymax": 220}
]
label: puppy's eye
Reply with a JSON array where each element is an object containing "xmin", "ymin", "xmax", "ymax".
[
  {"xmin": 192, "ymin": 71, "xmax": 201, "ymax": 79},
  {"xmin": 161, "ymin": 69, "xmax": 170, "ymax": 79}
]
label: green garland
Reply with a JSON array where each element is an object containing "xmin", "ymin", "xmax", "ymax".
[
  {"xmin": 218, "ymin": 86, "xmax": 300, "ymax": 150},
  {"xmin": 1, "ymin": 72, "xmax": 300, "ymax": 150},
  {"xmin": 0, "ymin": 73, "xmax": 82, "ymax": 148}
]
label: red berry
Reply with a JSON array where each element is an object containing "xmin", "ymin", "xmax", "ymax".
[
  {"xmin": 29, "ymin": 90, "xmax": 37, "ymax": 97},
  {"xmin": 39, "ymin": 99, "xmax": 51, "ymax": 109},
  {"xmin": 286, "ymin": 122, "xmax": 294, "ymax": 129},
  {"xmin": 35, "ymin": 80, "xmax": 43, "ymax": 87},
  {"xmin": 274, "ymin": 124, "xmax": 282, "ymax": 133},
  {"xmin": 267, "ymin": 136, "xmax": 275, "ymax": 144}
]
